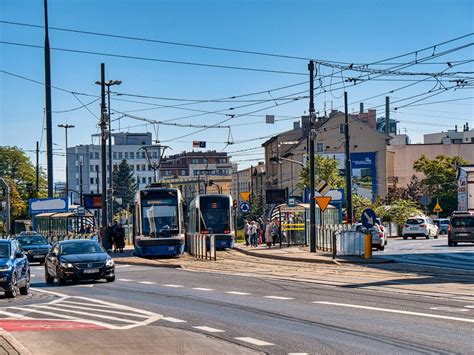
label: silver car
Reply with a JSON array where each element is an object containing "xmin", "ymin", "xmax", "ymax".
[{"xmin": 351, "ymin": 223, "xmax": 387, "ymax": 251}]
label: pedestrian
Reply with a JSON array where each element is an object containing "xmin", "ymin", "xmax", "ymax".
[
  {"xmin": 244, "ymin": 220, "xmax": 250, "ymax": 246},
  {"xmin": 112, "ymin": 221, "xmax": 119, "ymax": 253},
  {"xmin": 104, "ymin": 224, "xmax": 114, "ymax": 253},
  {"xmin": 265, "ymin": 220, "xmax": 273, "ymax": 248},
  {"xmin": 250, "ymin": 221, "xmax": 258, "ymax": 247},
  {"xmin": 116, "ymin": 223, "xmax": 126, "ymax": 253},
  {"xmin": 254, "ymin": 220, "xmax": 261, "ymax": 245},
  {"xmin": 271, "ymin": 220, "xmax": 279, "ymax": 246}
]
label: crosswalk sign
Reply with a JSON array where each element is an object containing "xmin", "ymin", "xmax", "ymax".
[{"xmin": 433, "ymin": 202, "xmax": 443, "ymax": 213}]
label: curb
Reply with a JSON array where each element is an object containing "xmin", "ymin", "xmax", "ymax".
[
  {"xmin": 0, "ymin": 330, "xmax": 32, "ymax": 355},
  {"xmin": 114, "ymin": 259, "xmax": 184, "ymax": 269},
  {"xmin": 234, "ymin": 246, "xmax": 394, "ymax": 265}
]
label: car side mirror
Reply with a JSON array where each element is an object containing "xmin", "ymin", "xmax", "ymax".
[{"xmin": 15, "ymin": 252, "xmax": 24, "ymax": 259}]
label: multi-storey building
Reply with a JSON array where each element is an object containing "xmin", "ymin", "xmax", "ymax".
[{"xmin": 67, "ymin": 133, "xmax": 155, "ymax": 204}]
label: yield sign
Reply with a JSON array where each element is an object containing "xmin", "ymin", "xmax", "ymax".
[
  {"xmin": 315, "ymin": 196, "xmax": 332, "ymax": 212},
  {"xmin": 239, "ymin": 191, "xmax": 250, "ymax": 202}
]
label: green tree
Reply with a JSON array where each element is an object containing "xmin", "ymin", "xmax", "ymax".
[
  {"xmin": 247, "ymin": 194, "xmax": 266, "ymax": 222},
  {"xmin": 413, "ymin": 155, "xmax": 467, "ymax": 215},
  {"xmin": 298, "ymin": 155, "xmax": 344, "ymax": 190},
  {"xmin": 5, "ymin": 177, "xmax": 27, "ymax": 220},
  {"xmin": 112, "ymin": 160, "xmax": 137, "ymax": 212}
]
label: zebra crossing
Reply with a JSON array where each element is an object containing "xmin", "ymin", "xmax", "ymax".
[{"xmin": 0, "ymin": 292, "xmax": 162, "ymax": 330}]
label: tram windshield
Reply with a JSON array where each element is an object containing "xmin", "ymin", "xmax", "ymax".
[
  {"xmin": 141, "ymin": 192, "xmax": 179, "ymax": 237},
  {"xmin": 200, "ymin": 196, "xmax": 230, "ymax": 234}
]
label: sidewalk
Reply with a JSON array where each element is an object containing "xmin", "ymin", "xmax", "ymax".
[{"xmin": 233, "ymin": 243, "xmax": 393, "ymax": 264}]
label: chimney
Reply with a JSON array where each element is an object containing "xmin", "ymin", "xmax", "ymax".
[
  {"xmin": 360, "ymin": 102, "xmax": 364, "ymax": 113},
  {"xmin": 455, "ymin": 125, "xmax": 458, "ymax": 132},
  {"xmin": 465, "ymin": 122, "xmax": 470, "ymax": 131},
  {"xmin": 293, "ymin": 121, "xmax": 301, "ymax": 130}
]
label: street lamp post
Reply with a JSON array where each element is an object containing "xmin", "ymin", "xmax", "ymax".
[
  {"xmin": 95, "ymin": 79, "xmax": 121, "ymax": 225},
  {"xmin": 57, "ymin": 124, "xmax": 75, "ymax": 199}
]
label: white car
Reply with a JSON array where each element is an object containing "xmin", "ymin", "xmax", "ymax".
[
  {"xmin": 402, "ymin": 216, "xmax": 438, "ymax": 240},
  {"xmin": 351, "ymin": 223, "xmax": 387, "ymax": 251}
]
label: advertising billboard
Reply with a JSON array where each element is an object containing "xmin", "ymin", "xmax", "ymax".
[{"xmin": 28, "ymin": 197, "xmax": 70, "ymax": 215}]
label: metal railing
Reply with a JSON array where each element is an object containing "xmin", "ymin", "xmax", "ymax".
[
  {"xmin": 187, "ymin": 234, "xmax": 216, "ymax": 261},
  {"xmin": 316, "ymin": 224, "xmax": 366, "ymax": 258}
]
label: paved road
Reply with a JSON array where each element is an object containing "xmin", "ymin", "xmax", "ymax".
[
  {"xmin": 374, "ymin": 235, "xmax": 474, "ymax": 270},
  {"xmin": 4, "ymin": 262, "xmax": 473, "ymax": 354}
]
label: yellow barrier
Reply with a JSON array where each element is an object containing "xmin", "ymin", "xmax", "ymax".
[{"xmin": 364, "ymin": 234, "xmax": 372, "ymax": 259}]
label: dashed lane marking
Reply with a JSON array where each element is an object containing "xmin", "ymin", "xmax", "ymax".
[
  {"xmin": 193, "ymin": 326, "xmax": 225, "ymax": 333},
  {"xmin": 314, "ymin": 302, "xmax": 474, "ymax": 323},
  {"xmin": 226, "ymin": 291, "xmax": 251, "ymax": 295},
  {"xmin": 71, "ymin": 284, "xmax": 94, "ymax": 288},
  {"xmin": 288, "ymin": 353, "xmax": 309, "ymax": 355},
  {"xmin": 30, "ymin": 275, "xmax": 36, "ymax": 277},
  {"xmin": 162, "ymin": 284, "xmax": 184, "ymax": 288},
  {"xmin": 234, "ymin": 337, "xmax": 274, "ymax": 346},
  {"xmin": 118, "ymin": 279, "xmax": 133, "ymax": 282},
  {"xmin": 465, "ymin": 305, "xmax": 474, "ymax": 309},
  {"xmin": 430, "ymin": 306, "xmax": 469, "ymax": 312},
  {"xmin": 264, "ymin": 296, "xmax": 294, "ymax": 300},
  {"xmin": 138, "ymin": 281, "xmax": 157, "ymax": 285},
  {"xmin": 115, "ymin": 265, "xmax": 131, "ymax": 268},
  {"xmin": 162, "ymin": 317, "xmax": 187, "ymax": 323},
  {"xmin": 192, "ymin": 288, "xmax": 214, "ymax": 291}
]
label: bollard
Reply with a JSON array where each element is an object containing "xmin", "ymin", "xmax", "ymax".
[{"xmin": 364, "ymin": 234, "xmax": 372, "ymax": 259}]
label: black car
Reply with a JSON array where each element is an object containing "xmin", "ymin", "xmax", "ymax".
[
  {"xmin": 45, "ymin": 239, "xmax": 115, "ymax": 285},
  {"xmin": 16, "ymin": 233, "xmax": 51, "ymax": 264}
]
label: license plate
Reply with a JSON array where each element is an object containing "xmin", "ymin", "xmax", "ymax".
[
  {"xmin": 168, "ymin": 247, "xmax": 174, "ymax": 251},
  {"xmin": 457, "ymin": 233, "xmax": 469, "ymax": 237},
  {"xmin": 33, "ymin": 255, "xmax": 44, "ymax": 259},
  {"xmin": 83, "ymin": 269, "xmax": 99, "ymax": 274},
  {"xmin": 220, "ymin": 241, "xmax": 227, "ymax": 246},
  {"xmin": 410, "ymin": 227, "xmax": 418, "ymax": 230}
]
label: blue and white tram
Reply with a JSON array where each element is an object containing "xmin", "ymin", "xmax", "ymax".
[
  {"xmin": 187, "ymin": 194, "xmax": 235, "ymax": 250},
  {"xmin": 133, "ymin": 186, "xmax": 186, "ymax": 257}
]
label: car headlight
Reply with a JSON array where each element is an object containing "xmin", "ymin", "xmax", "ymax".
[
  {"xmin": 106, "ymin": 258, "xmax": 114, "ymax": 267},
  {"xmin": 60, "ymin": 262, "xmax": 74, "ymax": 268},
  {"xmin": 27, "ymin": 250, "xmax": 34, "ymax": 254},
  {"xmin": 0, "ymin": 265, "xmax": 12, "ymax": 272}
]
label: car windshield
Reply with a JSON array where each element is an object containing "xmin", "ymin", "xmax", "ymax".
[
  {"xmin": 59, "ymin": 242, "xmax": 104, "ymax": 255},
  {"xmin": 0, "ymin": 244, "xmax": 10, "ymax": 258},
  {"xmin": 17, "ymin": 236, "xmax": 48, "ymax": 246},
  {"xmin": 406, "ymin": 219, "xmax": 424, "ymax": 225},
  {"xmin": 451, "ymin": 217, "xmax": 474, "ymax": 228}
]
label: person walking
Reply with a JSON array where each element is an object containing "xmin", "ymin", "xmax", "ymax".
[
  {"xmin": 265, "ymin": 220, "xmax": 273, "ymax": 248},
  {"xmin": 244, "ymin": 220, "xmax": 251, "ymax": 246},
  {"xmin": 250, "ymin": 221, "xmax": 258, "ymax": 247},
  {"xmin": 116, "ymin": 223, "xmax": 126, "ymax": 253},
  {"xmin": 112, "ymin": 221, "xmax": 119, "ymax": 253},
  {"xmin": 271, "ymin": 220, "xmax": 279, "ymax": 246}
]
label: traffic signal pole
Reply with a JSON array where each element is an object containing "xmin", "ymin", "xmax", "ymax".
[
  {"xmin": 308, "ymin": 60, "xmax": 316, "ymax": 253},
  {"xmin": 100, "ymin": 63, "xmax": 108, "ymax": 246}
]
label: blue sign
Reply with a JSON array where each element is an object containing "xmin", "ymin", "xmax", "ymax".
[
  {"xmin": 239, "ymin": 202, "xmax": 250, "ymax": 213},
  {"xmin": 361, "ymin": 208, "xmax": 377, "ymax": 229},
  {"xmin": 28, "ymin": 197, "xmax": 70, "ymax": 215},
  {"xmin": 304, "ymin": 188, "xmax": 344, "ymax": 203},
  {"xmin": 351, "ymin": 152, "xmax": 377, "ymax": 201}
]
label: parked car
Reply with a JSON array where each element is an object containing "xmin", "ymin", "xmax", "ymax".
[
  {"xmin": 448, "ymin": 212, "xmax": 474, "ymax": 246},
  {"xmin": 433, "ymin": 219, "xmax": 450, "ymax": 235},
  {"xmin": 45, "ymin": 239, "xmax": 115, "ymax": 285},
  {"xmin": 402, "ymin": 216, "xmax": 438, "ymax": 239},
  {"xmin": 15, "ymin": 232, "xmax": 51, "ymax": 264},
  {"xmin": 0, "ymin": 239, "xmax": 30, "ymax": 298},
  {"xmin": 351, "ymin": 222, "xmax": 387, "ymax": 250}
]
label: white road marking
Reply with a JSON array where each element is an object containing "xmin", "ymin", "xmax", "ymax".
[
  {"xmin": 234, "ymin": 337, "xmax": 274, "ymax": 346},
  {"xmin": 115, "ymin": 265, "xmax": 131, "ymax": 268},
  {"xmin": 193, "ymin": 326, "xmax": 225, "ymax": 333},
  {"xmin": 118, "ymin": 278, "xmax": 133, "ymax": 282},
  {"xmin": 226, "ymin": 291, "xmax": 251, "ymax": 295},
  {"xmin": 288, "ymin": 353, "xmax": 309, "ymax": 355},
  {"xmin": 53, "ymin": 304, "xmax": 149, "ymax": 318},
  {"xmin": 71, "ymin": 284, "xmax": 94, "ymax": 288},
  {"xmin": 192, "ymin": 287, "xmax": 214, "ymax": 291},
  {"xmin": 162, "ymin": 317, "xmax": 187, "ymax": 323},
  {"xmin": 430, "ymin": 306, "xmax": 469, "ymax": 312},
  {"xmin": 264, "ymin": 296, "xmax": 294, "ymax": 300},
  {"xmin": 163, "ymin": 284, "xmax": 183, "ymax": 288},
  {"xmin": 30, "ymin": 274, "xmax": 36, "ymax": 277},
  {"xmin": 314, "ymin": 302, "xmax": 474, "ymax": 323},
  {"xmin": 139, "ymin": 281, "xmax": 156, "ymax": 285},
  {"xmin": 0, "ymin": 310, "xmax": 32, "ymax": 319},
  {"xmin": 465, "ymin": 305, "xmax": 474, "ymax": 309}
]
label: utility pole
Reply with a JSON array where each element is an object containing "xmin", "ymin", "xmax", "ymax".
[
  {"xmin": 79, "ymin": 156, "xmax": 83, "ymax": 205},
  {"xmin": 344, "ymin": 92, "xmax": 353, "ymax": 223},
  {"xmin": 36, "ymin": 141, "xmax": 40, "ymax": 195},
  {"xmin": 57, "ymin": 124, "xmax": 75, "ymax": 198},
  {"xmin": 100, "ymin": 63, "xmax": 108, "ymax": 246},
  {"xmin": 385, "ymin": 96, "xmax": 390, "ymax": 135},
  {"xmin": 43, "ymin": 0, "xmax": 53, "ymax": 197},
  {"xmin": 308, "ymin": 60, "xmax": 316, "ymax": 253}
]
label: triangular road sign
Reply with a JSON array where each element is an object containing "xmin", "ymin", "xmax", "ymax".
[
  {"xmin": 239, "ymin": 191, "xmax": 250, "ymax": 202},
  {"xmin": 433, "ymin": 202, "xmax": 443, "ymax": 213},
  {"xmin": 315, "ymin": 196, "xmax": 332, "ymax": 212}
]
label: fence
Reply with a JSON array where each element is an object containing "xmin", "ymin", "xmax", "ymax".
[
  {"xmin": 316, "ymin": 224, "xmax": 366, "ymax": 257},
  {"xmin": 187, "ymin": 234, "xmax": 217, "ymax": 261}
]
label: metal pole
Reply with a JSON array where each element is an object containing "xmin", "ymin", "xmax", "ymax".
[
  {"xmin": 100, "ymin": 63, "xmax": 107, "ymax": 245},
  {"xmin": 44, "ymin": 0, "xmax": 53, "ymax": 197},
  {"xmin": 344, "ymin": 92, "xmax": 353, "ymax": 223},
  {"xmin": 308, "ymin": 60, "xmax": 316, "ymax": 253},
  {"xmin": 36, "ymin": 141, "xmax": 40, "ymax": 195},
  {"xmin": 385, "ymin": 96, "xmax": 390, "ymax": 135},
  {"xmin": 79, "ymin": 158, "xmax": 83, "ymax": 205},
  {"xmin": 107, "ymin": 86, "xmax": 113, "ymax": 225}
]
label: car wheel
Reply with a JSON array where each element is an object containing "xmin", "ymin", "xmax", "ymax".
[
  {"xmin": 425, "ymin": 235, "xmax": 430, "ymax": 239},
  {"xmin": 412, "ymin": 236, "xmax": 416, "ymax": 240},
  {"xmin": 5, "ymin": 274, "xmax": 19, "ymax": 299},
  {"xmin": 45, "ymin": 269, "xmax": 54, "ymax": 284},
  {"xmin": 105, "ymin": 275, "xmax": 115, "ymax": 283},
  {"xmin": 58, "ymin": 276, "xmax": 67, "ymax": 286},
  {"xmin": 20, "ymin": 272, "xmax": 30, "ymax": 295},
  {"xmin": 403, "ymin": 236, "xmax": 408, "ymax": 240},
  {"xmin": 379, "ymin": 245, "xmax": 385, "ymax": 251}
]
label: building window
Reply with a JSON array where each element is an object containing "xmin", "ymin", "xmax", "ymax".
[
  {"xmin": 142, "ymin": 177, "xmax": 146, "ymax": 184},
  {"xmin": 192, "ymin": 158, "xmax": 199, "ymax": 164},
  {"xmin": 113, "ymin": 152, "xmax": 117, "ymax": 159},
  {"xmin": 141, "ymin": 152, "xmax": 146, "ymax": 159},
  {"xmin": 136, "ymin": 165, "xmax": 140, "ymax": 172},
  {"xmin": 95, "ymin": 152, "xmax": 99, "ymax": 159},
  {"xmin": 118, "ymin": 152, "xmax": 123, "ymax": 159},
  {"xmin": 316, "ymin": 143, "xmax": 324, "ymax": 152},
  {"xmin": 152, "ymin": 151, "xmax": 158, "ymax": 159},
  {"xmin": 130, "ymin": 152, "xmax": 135, "ymax": 159},
  {"xmin": 90, "ymin": 165, "xmax": 94, "ymax": 172},
  {"xmin": 148, "ymin": 165, "xmax": 152, "ymax": 171},
  {"xmin": 124, "ymin": 152, "xmax": 128, "ymax": 159},
  {"xmin": 96, "ymin": 165, "xmax": 99, "ymax": 172},
  {"xmin": 181, "ymin": 170, "xmax": 186, "ymax": 176},
  {"xmin": 339, "ymin": 124, "xmax": 345, "ymax": 134},
  {"xmin": 130, "ymin": 165, "xmax": 134, "ymax": 171},
  {"xmin": 89, "ymin": 153, "xmax": 94, "ymax": 159},
  {"xmin": 148, "ymin": 177, "xmax": 152, "ymax": 184},
  {"xmin": 90, "ymin": 178, "xmax": 94, "ymax": 184},
  {"xmin": 142, "ymin": 164, "xmax": 146, "ymax": 171}
]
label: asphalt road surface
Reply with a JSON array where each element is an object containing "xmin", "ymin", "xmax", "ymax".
[
  {"xmin": 3, "ymin": 262, "xmax": 473, "ymax": 355},
  {"xmin": 374, "ymin": 235, "xmax": 474, "ymax": 270}
]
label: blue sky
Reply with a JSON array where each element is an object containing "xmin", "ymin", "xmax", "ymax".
[{"xmin": 1, "ymin": 0, "xmax": 473, "ymax": 181}]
